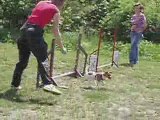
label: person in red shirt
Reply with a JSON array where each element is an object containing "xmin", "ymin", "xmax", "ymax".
[{"xmin": 11, "ymin": 0, "xmax": 66, "ymax": 95}]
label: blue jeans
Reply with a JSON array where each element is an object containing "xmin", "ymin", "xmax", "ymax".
[{"xmin": 129, "ymin": 31, "xmax": 143, "ymax": 64}]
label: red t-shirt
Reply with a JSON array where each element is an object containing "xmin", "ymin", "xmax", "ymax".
[{"xmin": 27, "ymin": 1, "xmax": 59, "ymax": 28}]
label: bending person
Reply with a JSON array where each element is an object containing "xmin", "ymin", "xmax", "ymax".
[{"xmin": 11, "ymin": 0, "xmax": 67, "ymax": 95}]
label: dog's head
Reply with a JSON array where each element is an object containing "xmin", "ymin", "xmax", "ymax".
[
  {"xmin": 95, "ymin": 71, "xmax": 112, "ymax": 81},
  {"xmin": 103, "ymin": 71, "xmax": 112, "ymax": 79}
]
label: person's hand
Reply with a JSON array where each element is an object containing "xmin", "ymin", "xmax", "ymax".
[
  {"xmin": 61, "ymin": 47, "xmax": 67, "ymax": 54},
  {"xmin": 131, "ymin": 25, "xmax": 136, "ymax": 31},
  {"xmin": 20, "ymin": 26, "xmax": 25, "ymax": 31}
]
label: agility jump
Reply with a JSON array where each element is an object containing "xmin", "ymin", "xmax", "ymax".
[
  {"xmin": 87, "ymin": 28, "xmax": 119, "ymax": 74},
  {"xmin": 36, "ymin": 30, "xmax": 88, "ymax": 88}
]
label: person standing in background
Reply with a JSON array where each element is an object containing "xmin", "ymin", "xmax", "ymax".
[{"xmin": 129, "ymin": 3, "xmax": 147, "ymax": 67}]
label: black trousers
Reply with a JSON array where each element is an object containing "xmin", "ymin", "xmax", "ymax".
[{"xmin": 11, "ymin": 23, "xmax": 52, "ymax": 87}]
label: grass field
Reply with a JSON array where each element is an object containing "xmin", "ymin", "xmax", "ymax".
[{"xmin": 0, "ymin": 42, "xmax": 160, "ymax": 120}]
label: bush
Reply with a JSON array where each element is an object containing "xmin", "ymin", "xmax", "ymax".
[
  {"xmin": 140, "ymin": 40, "xmax": 160, "ymax": 61},
  {"xmin": 1, "ymin": 0, "xmax": 160, "ymax": 43}
]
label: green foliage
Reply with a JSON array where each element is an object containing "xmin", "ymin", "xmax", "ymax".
[
  {"xmin": 116, "ymin": 40, "xmax": 160, "ymax": 62},
  {"xmin": 62, "ymin": 32, "xmax": 160, "ymax": 62},
  {"xmin": 1, "ymin": 0, "xmax": 160, "ymax": 42},
  {"xmin": 63, "ymin": 32, "xmax": 79, "ymax": 50},
  {"xmin": 0, "ymin": 28, "xmax": 20, "ymax": 43},
  {"xmin": 0, "ymin": 29, "xmax": 12, "ymax": 43},
  {"xmin": 140, "ymin": 40, "xmax": 160, "ymax": 61},
  {"xmin": 62, "ymin": 0, "xmax": 160, "ymax": 42},
  {"xmin": 1, "ymin": 0, "xmax": 33, "ymax": 27}
]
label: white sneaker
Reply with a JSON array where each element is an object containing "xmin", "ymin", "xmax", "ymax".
[
  {"xmin": 11, "ymin": 85, "xmax": 22, "ymax": 90},
  {"xmin": 43, "ymin": 84, "xmax": 62, "ymax": 95}
]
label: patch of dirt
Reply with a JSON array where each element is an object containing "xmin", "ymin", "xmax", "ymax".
[{"xmin": 0, "ymin": 109, "xmax": 38, "ymax": 120}]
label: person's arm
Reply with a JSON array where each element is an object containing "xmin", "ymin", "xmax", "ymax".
[
  {"xmin": 20, "ymin": 20, "xmax": 28, "ymax": 30},
  {"xmin": 143, "ymin": 15, "xmax": 147, "ymax": 31},
  {"xmin": 131, "ymin": 15, "xmax": 137, "ymax": 25},
  {"xmin": 131, "ymin": 16, "xmax": 137, "ymax": 31},
  {"xmin": 52, "ymin": 12, "xmax": 65, "ymax": 50}
]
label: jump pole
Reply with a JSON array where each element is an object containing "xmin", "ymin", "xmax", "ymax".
[
  {"xmin": 111, "ymin": 28, "xmax": 119, "ymax": 67},
  {"xmin": 95, "ymin": 28, "xmax": 103, "ymax": 72},
  {"xmin": 49, "ymin": 29, "xmax": 88, "ymax": 80},
  {"xmin": 88, "ymin": 28, "xmax": 111, "ymax": 72}
]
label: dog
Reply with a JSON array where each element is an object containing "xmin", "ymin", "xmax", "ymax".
[
  {"xmin": 95, "ymin": 71, "xmax": 111, "ymax": 80},
  {"xmin": 85, "ymin": 71, "xmax": 112, "ymax": 88},
  {"xmin": 94, "ymin": 71, "xmax": 112, "ymax": 87}
]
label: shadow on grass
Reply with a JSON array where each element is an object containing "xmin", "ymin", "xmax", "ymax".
[
  {"xmin": 0, "ymin": 89, "xmax": 57, "ymax": 106},
  {"xmin": 81, "ymin": 86, "xmax": 110, "ymax": 91},
  {"xmin": 119, "ymin": 63, "xmax": 131, "ymax": 67}
]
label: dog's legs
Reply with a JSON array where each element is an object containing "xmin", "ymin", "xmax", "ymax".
[
  {"xmin": 101, "ymin": 81, "xmax": 105, "ymax": 86},
  {"xmin": 89, "ymin": 79, "xmax": 94, "ymax": 88},
  {"xmin": 94, "ymin": 80, "xmax": 98, "ymax": 87},
  {"xmin": 95, "ymin": 80, "xmax": 101, "ymax": 90}
]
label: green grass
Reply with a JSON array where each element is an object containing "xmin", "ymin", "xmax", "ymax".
[{"xmin": 0, "ymin": 40, "xmax": 160, "ymax": 120}]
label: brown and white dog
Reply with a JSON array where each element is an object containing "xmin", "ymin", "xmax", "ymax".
[
  {"xmin": 95, "ymin": 71, "xmax": 112, "ymax": 81},
  {"xmin": 86, "ymin": 71, "xmax": 112, "ymax": 87}
]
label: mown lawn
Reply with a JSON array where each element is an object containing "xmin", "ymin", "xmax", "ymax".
[{"xmin": 0, "ymin": 42, "xmax": 160, "ymax": 120}]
